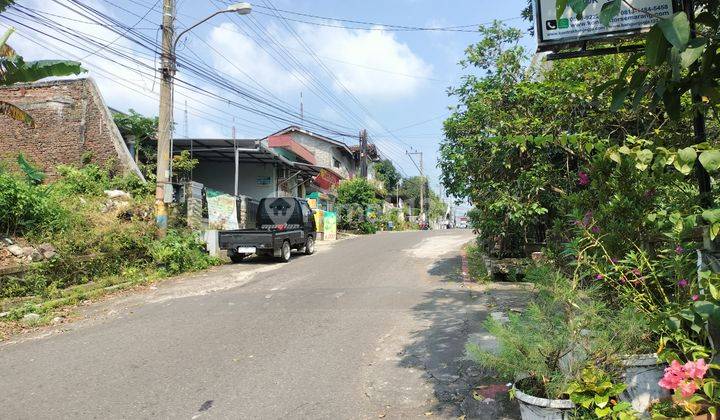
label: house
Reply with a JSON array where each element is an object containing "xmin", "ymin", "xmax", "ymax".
[
  {"xmin": 171, "ymin": 126, "xmax": 381, "ymax": 206},
  {"xmin": 0, "ymin": 78, "xmax": 142, "ymax": 180},
  {"xmin": 172, "ymin": 138, "xmax": 319, "ymax": 200}
]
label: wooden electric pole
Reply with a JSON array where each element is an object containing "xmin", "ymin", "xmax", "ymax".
[
  {"xmin": 406, "ymin": 150, "xmax": 425, "ymax": 222},
  {"xmin": 359, "ymin": 129, "xmax": 368, "ymax": 179},
  {"xmin": 155, "ymin": 0, "xmax": 175, "ymax": 234}
]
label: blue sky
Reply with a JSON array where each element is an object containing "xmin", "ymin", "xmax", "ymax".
[{"xmin": 4, "ymin": 0, "xmax": 535, "ymax": 195}]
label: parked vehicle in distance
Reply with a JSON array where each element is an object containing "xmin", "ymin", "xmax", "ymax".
[
  {"xmin": 219, "ymin": 197, "xmax": 317, "ymax": 263},
  {"xmin": 457, "ymin": 220, "xmax": 468, "ymax": 229}
]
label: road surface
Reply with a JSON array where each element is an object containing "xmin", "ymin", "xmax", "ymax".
[{"xmin": 1, "ymin": 230, "xmax": 491, "ymax": 419}]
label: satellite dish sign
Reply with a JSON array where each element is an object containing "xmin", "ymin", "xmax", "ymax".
[{"xmin": 535, "ymin": 0, "xmax": 675, "ymax": 52}]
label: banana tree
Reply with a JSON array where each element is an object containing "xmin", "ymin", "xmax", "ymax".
[{"xmin": 0, "ymin": 26, "xmax": 85, "ymax": 127}]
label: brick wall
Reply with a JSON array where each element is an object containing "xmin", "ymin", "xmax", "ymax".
[{"xmin": 0, "ymin": 78, "xmax": 142, "ymax": 180}]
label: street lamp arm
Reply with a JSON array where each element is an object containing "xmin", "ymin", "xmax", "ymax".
[{"xmin": 172, "ymin": 10, "xmax": 223, "ymax": 53}]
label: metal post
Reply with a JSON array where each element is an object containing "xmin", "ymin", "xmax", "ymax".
[
  {"xmin": 155, "ymin": 0, "xmax": 175, "ymax": 235},
  {"xmin": 234, "ymin": 147, "xmax": 239, "ymax": 198},
  {"xmin": 685, "ymin": 0, "xmax": 713, "ymax": 208},
  {"xmin": 419, "ymin": 152, "xmax": 425, "ymax": 222}
]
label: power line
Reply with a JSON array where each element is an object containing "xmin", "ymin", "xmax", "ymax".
[{"xmin": 242, "ymin": 2, "xmax": 522, "ymax": 33}]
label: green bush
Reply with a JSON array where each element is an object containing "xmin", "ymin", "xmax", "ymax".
[
  {"xmin": 0, "ymin": 172, "xmax": 68, "ymax": 236},
  {"xmin": 150, "ymin": 230, "xmax": 218, "ymax": 274},
  {"xmin": 336, "ymin": 178, "xmax": 379, "ymax": 232},
  {"xmin": 468, "ymin": 271, "xmax": 651, "ymax": 399},
  {"xmin": 466, "ymin": 241, "xmax": 489, "ymax": 282}
]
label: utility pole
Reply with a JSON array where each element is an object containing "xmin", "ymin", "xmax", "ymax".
[
  {"xmin": 183, "ymin": 100, "xmax": 188, "ymax": 139},
  {"xmin": 359, "ymin": 129, "xmax": 368, "ymax": 179},
  {"xmin": 406, "ymin": 150, "xmax": 425, "ymax": 222},
  {"xmin": 155, "ymin": 0, "xmax": 175, "ymax": 234}
]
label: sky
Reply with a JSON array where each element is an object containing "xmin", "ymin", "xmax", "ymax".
[{"xmin": 2, "ymin": 0, "xmax": 535, "ymax": 200}]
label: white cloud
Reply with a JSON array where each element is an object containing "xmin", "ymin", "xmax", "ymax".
[
  {"xmin": 208, "ymin": 21, "xmax": 432, "ymax": 101},
  {"xmin": 208, "ymin": 22, "xmax": 306, "ymax": 94},
  {"xmin": 298, "ymin": 23, "xmax": 433, "ymax": 100}
]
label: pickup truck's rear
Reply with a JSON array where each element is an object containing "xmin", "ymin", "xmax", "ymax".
[{"xmin": 218, "ymin": 197, "xmax": 317, "ymax": 263}]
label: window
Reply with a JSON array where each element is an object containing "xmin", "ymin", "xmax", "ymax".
[{"xmin": 333, "ymin": 158, "xmax": 341, "ymax": 169}]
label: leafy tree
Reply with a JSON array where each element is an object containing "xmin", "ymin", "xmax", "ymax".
[
  {"xmin": 113, "ymin": 109, "xmax": 159, "ymax": 179},
  {"xmin": 336, "ymin": 178, "xmax": 378, "ymax": 231},
  {"xmin": 440, "ymin": 20, "xmax": 696, "ymax": 256},
  {"xmin": 373, "ymin": 159, "xmax": 400, "ymax": 192},
  {"xmin": 0, "ymin": 26, "xmax": 84, "ymax": 127},
  {"xmin": 399, "ymin": 176, "xmax": 428, "ymax": 213}
]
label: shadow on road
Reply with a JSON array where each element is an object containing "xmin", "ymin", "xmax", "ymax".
[
  {"xmin": 427, "ymin": 256, "xmax": 464, "ymax": 283},
  {"xmin": 398, "ymin": 255, "xmax": 525, "ymax": 419}
]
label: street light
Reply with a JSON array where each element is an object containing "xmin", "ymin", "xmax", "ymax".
[{"xmin": 155, "ymin": 2, "xmax": 252, "ymax": 234}]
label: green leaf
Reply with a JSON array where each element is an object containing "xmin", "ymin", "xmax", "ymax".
[
  {"xmin": 704, "ymin": 380, "xmax": 716, "ymax": 399},
  {"xmin": 635, "ymin": 149, "xmax": 654, "ymax": 170},
  {"xmin": 710, "ymin": 283, "xmax": 720, "ymax": 301},
  {"xmin": 700, "ymin": 150, "xmax": 720, "ymax": 171},
  {"xmin": 599, "ymin": 0, "xmax": 621, "ymax": 27},
  {"xmin": 681, "ymin": 38, "xmax": 707, "ymax": 68},
  {"xmin": 568, "ymin": 0, "xmax": 589, "ymax": 18},
  {"xmin": 610, "ymin": 86, "xmax": 629, "ymax": 112},
  {"xmin": 666, "ymin": 316, "xmax": 681, "ymax": 331},
  {"xmin": 594, "ymin": 394, "xmax": 609, "ymax": 408},
  {"xmin": 556, "ymin": 0, "xmax": 569, "ymax": 20},
  {"xmin": 673, "ymin": 147, "xmax": 697, "ymax": 174},
  {"xmin": 702, "ymin": 209, "xmax": 720, "ymax": 224},
  {"xmin": 1, "ymin": 59, "xmax": 85, "ymax": 86},
  {"xmin": 646, "ymin": 25, "xmax": 669, "ymax": 66},
  {"xmin": 595, "ymin": 407, "xmax": 612, "ymax": 417},
  {"xmin": 694, "ymin": 300, "xmax": 719, "ymax": 320},
  {"xmin": 663, "ymin": 88, "xmax": 682, "ymax": 120},
  {"xmin": 657, "ymin": 12, "xmax": 691, "ymax": 51},
  {"xmin": 16, "ymin": 153, "xmax": 45, "ymax": 184}
]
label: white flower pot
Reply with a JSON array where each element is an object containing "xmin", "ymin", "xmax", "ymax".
[
  {"xmin": 620, "ymin": 354, "xmax": 670, "ymax": 413},
  {"xmin": 514, "ymin": 387, "xmax": 574, "ymax": 420}
]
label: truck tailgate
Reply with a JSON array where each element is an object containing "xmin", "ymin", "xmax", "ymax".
[{"xmin": 218, "ymin": 230, "xmax": 274, "ymax": 249}]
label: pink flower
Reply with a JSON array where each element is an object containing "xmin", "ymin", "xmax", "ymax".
[
  {"xmin": 659, "ymin": 360, "xmax": 686, "ymax": 390},
  {"xmin": 678, "ymin": 380, "xmax": 699, "ymax": 398},
  {"xmin": 591, "ymin": 226, "xmax": 601, "ymax": 234},
  {"xmin": 693, "ymin": 295, "xmax": 700, "ymax": 301},
  {"xmin": 595, "ymin": 274, "xmax": 604, "ymax": 280},
  {"xmin": 686, "ymin": 359, "xmax": 709, "ymax": 380},
  {"xmin": 578, "ymin": 172, "xmax": 590, "ymax": 186},
  {"xmin": 676, "ymin": 245, "xmax": 685, "ymax": 255},
  {"xmin": 678, "ymin": 279, "xmax": 688, "ymax": 287},
  {"xmin": 632, "ymin": 269, "xmax": 642, "ymax": 276}
]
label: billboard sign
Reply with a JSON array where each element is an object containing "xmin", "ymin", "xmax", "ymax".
[{"xmin": 536, "ymin": 0, "xmax": 675, "ymax": 51}]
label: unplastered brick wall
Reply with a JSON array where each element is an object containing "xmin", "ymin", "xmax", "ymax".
[{"xmin": 0, "ymin": 78, "xmax": 142, "ymax": 180}]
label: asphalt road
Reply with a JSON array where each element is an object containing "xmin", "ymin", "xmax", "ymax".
[{"xmin": 0, "ymin": 230, "xmax": 477, "ymax": 419}]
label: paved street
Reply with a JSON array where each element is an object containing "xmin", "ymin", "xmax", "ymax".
[{"xmin": 0, "ymin": 230, "xmax": 512, "ymax": 419}]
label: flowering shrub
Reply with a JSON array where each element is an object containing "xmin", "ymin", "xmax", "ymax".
[
  {"xmin": 656, "ymin": 359, "xmax": 718, "ymax": 417},
  {"xmin": 659, "ymin": 359, "xmax": 710, "ymax": 398}
]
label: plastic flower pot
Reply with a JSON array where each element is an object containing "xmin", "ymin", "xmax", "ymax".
[
  {"xmin": 620, "ymin": 354, "xmax": 670, "ymax": 413},
  {"xmin": 513, "ymin": 387, "xmax": 575, "ymax": 420}
]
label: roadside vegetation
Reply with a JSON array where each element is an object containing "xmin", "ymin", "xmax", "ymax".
[
  {"xmin": 444, "ymin": 4, "xmax": 720, "ymax": 418},
  {"xmin": 0, "ymin": 156, "xmax": 219, "ymax": 335}
]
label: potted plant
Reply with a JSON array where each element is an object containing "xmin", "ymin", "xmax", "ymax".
[
  {"xmin": 467, "ymin": 270, "xmax": 635, "ymax": 419},
  {"xmin": 566, "ymin": 366, "xmax": 636, "ymax": 419}
]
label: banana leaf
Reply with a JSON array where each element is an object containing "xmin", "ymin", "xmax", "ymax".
[{"xmin": 0, "ymin": 100, "xmax": 33, "ymax": 127}]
